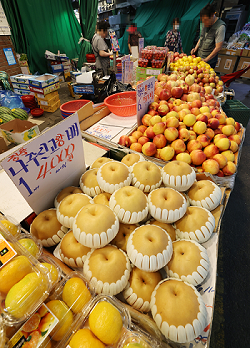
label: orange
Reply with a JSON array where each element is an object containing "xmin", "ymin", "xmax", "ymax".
[
  {"xmin": 89, "ymin": 301, "xmax": 123, "ymax": 345},
  {"xmin": 62, "ymin": 277, "xmax": 92, "ymax": 314},
  {"xmin": 46, "ymin": 300, "xmax": 73, "ymax": 341},
  {"xmin": 22, "ymin": 313, "xmax": 41, "ymax": 332},
  {"xmin": 69, "ymin": 328, "xmax": 105, "ymax": 348}
]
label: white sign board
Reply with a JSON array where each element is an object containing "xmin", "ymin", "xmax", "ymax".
[
  {"xmin": 0, "ymin": 3, "xmax": 11, "ymax": 35},
  {"xmin": 1, "ymin": 113, "xmax": 86, "ymax": 214},
  {"xmin": 139, "ymin": 37, "xmax": 144, "ymax": 57},
  {"xmin": 136, "ymin": 76, "xmax": 155, "ymax": 125}
]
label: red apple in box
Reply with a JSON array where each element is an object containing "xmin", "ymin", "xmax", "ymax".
[
  {"xmin": 191, "ymin": 100, "xmax": 202, "ymax": 109},
  {"xmin": 153, "ymin": 122, "xmax": 166, "ymax": 135},
  {"xmin": 179, "ymin": 128, "xmax": 190, "ymax": 142},
  {"xmin": 169, "ymin": 73, "xmax": 178, "ymax": 81},
  {"xmin": 204, "ymin": 144, "xmax": 219, "ymax": 158},
  {"xmin": 142, "ymin": 114, "xmax": 152, "ymax": 126},
  {"xmin": 190, "ymin": 149, "xmax": 206, "ymax": 165},
  {"xmin": 187, "ymin": 139, "xmax": 202, "ymax": 152},
  {"xmin": 171, "ymin": 139, "xmax": 186, "ymax": 154},
  {"xmin": 153, "ymin": 134, "xmax": 167, "ymax": 149},
  {"xmin": 213, "ymin": 154, "xmax": 227, "ymax": 169},
  {"xmin": 197, "ymin": 134, "xmax": 210, "ymax": 147},
  {"xmin": 181, "ymin": 94, "xmax": 188, "ymax": 102},
  {"xmin": 159, "ymin": 89, "xmax": 171, "ymax": 101},
  {"xmin": 158, "ymin": 104, "xmax": 169, "ymax": 116},
  {"xmin": 180, "ymin": 83, "xmax": 189, "ymax": 94},
  {"xmin": 164, "ymin": 127, "xmax": 179, "ymax": 142},
  {"xmin": 155, "ymin": 87, "xmax": 163, "ymax": 97},
  {"xmin": 222, "ymin": 161, "xmax": 236, "ymax": 176},
  {"xmin": 130, "ymin": 142, "xmax": 142, "ymax": 152},
  {"xmin": 149, "ymin": 102, "xmax": 159, "ymax": 111},
  {"xmin": 171, "ymin": 86, "xmax": 183, "ymax": 99},
  {"xmin": 208, "ymin": 118, "xmax": 220, "ymax": 130},
  {"xmin": 202, "ymin": 159, "xmax": 220, "ymax": 175},
  {"xmin": 154, "ymin": 94, "xmax": 160, "ymax": 102},
  {"xmin": 142, "ymin": 142, "xmax": 157, "ymax": 157},
  {"xmin": 173, "ymin": 99, "xmax": 182, "ymax": 106},
  {"xmin": 119, "ymin": 135, "xmax": 131, "ymax": 147},
  {"xmin": 160, "ymin": 146, "xmax": 175, "ymax": 161},
  {"xmin": 138, "ymin": 136, "xmax": 150, "ymax": 146},
  {"xmin": 228, "ymin": 134, "xmax": 241, "ymax": 145},
  {"xmin": 189, "ymin": 84, "xmax": 201, "ymax": 93},
  {"xmin": 145, "ymin": 126, "xmax": 155, "ymax": 139}
]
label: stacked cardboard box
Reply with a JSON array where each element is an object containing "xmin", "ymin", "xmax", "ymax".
[
  {"xmin": 35, "ymin": 90, "xmax": 61, "ymax": 113},
  {"xmin": 10, "ymin": 74, "xmax": 35, "ymax": 96}
]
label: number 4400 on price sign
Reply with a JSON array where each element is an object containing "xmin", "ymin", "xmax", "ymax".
[
  {"xmin": 136, "ymin": 76, "xmax": 155, "ymax": 125},
  {"xmin": 1, "ymin": 113, "xmax": 86, "ymax": 214}
]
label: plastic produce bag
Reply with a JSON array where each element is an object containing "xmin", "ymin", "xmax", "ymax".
[
  {"xmin": 0, "ymin": 90, "xmax": 14, "ymax": 106},
  {"xmin": 1, "ymin": 94, "xmax": 25, "ymax": 110}
]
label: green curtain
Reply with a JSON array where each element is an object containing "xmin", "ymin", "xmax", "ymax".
[
  {"xmin": 118, "ymin": 0, "xmax": 210, "ymax": 55},
  {"xmin": 77, "ymin": 0, "xmax": 98, "ymax": 69},
  {"xmin": 1, "ymin": 0, "xmax": 82, "ymax": 74},
  {"xmin": 1, "ymin": 0, "xmax": 27, "ymax": 54}
]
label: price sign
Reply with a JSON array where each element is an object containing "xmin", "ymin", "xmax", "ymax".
[
  {"xmin": 136, "ymin": 76, "xmax": 155, "ymax": 125},
  {"xmin": 139, "ymin": 37, "xmax": 144, "ymax": 57},
  {"xmin": 1, "ymin": 113, "xmax": 86, "ymax": 214},
  {"xmin": 3, "ymin": 48, "xmax": 16, "ymax": 65}
]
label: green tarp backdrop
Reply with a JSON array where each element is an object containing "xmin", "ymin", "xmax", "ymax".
[
  {"xmin": 1, "ymin": 0, "xmax": 83, "ymax": 74},
  {"xmin": 118, "ymin": 0, "xmax": 211, "ymax": 55}
]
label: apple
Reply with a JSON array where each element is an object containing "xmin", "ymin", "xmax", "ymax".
[
  {"xmin": 222, "ymin": 161, "xmax": 236, "ymax": 176},
  {"xmin": 218, "ymin": 80, "xmax": 224, "ymax": 86},
  {"xmin": 169, "ymin": 73, "xmax": 178, "ymax": 81},
  {"xmin": 189, "ymin": 130, "xmax": 197, "ymax": 141},
  {"xmin": 153, "ymin": 134, "xmax": 167, "ymax": 149},
  {"xmin": 164, "ymin": 127, "xmax": 179, "ymax": 142},
  {"xmin": 149, "ymin": 116, "xmax": 162, "ymax": 126},
  {"xmin": 216, "ymin": 138, "xmax": 231, "ymax": 151},
  {"xmin": 191, "ymin": 99, "xmax": 202, "ymax": 108},
  {"xmin": 230, "ymin": 140, "xmax": 238, "ymax": 153},
  {"xmin": 187, "ymin": 92, "xmax": 201, "ymax": 102},
  {"xmin": 171, "ymin": 86, "xmax": 183, "ymax": 99},
  {"xmin": 179, "ymin": 128, "xmax": 190, "ymax": 142},
  {"xmin": 142, "ymin": 114, "xmax": 152, "ymax": 126},
  {"xmin": 130, "ymin": 142, "xmax": 142, "ymax": 152},
  {"xmin": 145, "ymin": 126, "xmax": 155, "ymax": 139},
  {"xmin": 204, "ymin": 144, "xmax": 219, "ymax": 158},
  {"xmin": 193, "ymin": 121, "xmax": 207, "ymax": 135},
  {"xmin": 138, "ymin": 136, "xmax": 150, "ymax": 146},
  {"xmin": 173, "ymin": 99, "xmax": 182, "ymax": 106},
  {"xmin": 196, "ymin": 114, "xmax": 208, "ymax": 124},
  {"xmin": 189, "ymin": 84, "xmax": 201, "ymax": 93},
  {"xmin": 199, "ymin": 106, "xmax": 210, "ymax": 114},
  {"xmin": 222, "ymin": 125, "xmax": 235, "ymax": 136},
  {"xmin": 119, "ymin": 135, "xmax": 131, "ymax": 147},
  {"xmin": 142, "ymin": 142, "xmax": 157, "ymax": 157},
  {"xmin": 155, "ymin": 87, "xmax": 163, "ymax": 97},
  {"xmin": 197, "ymin": 134, "xmax": 210, "ymax": 147},
  {"xmin": 190, "ymin": 149, "xmax": 206, "ymax": 165},
  {"xmin": 235, "ymin": 122, "xmax": 241, "ymax": 132},
  {"xmin": 187, "ymin": 139, "xmax": 202, "ymax": 152},
  {"xmin": 171, "ymin": 139, "xmax": 186, "ymax": 154},
  {"xmin": 154, "ymin": 94, "xmax": 159, "ymax": 102},
  {"xmin": 137, "ymin": 125, "xmax": 147, "ymax": 134},
  {"xmin": 129, "ymin": 136, "xmax": 138, "ymax": 144},
  {"xmin": 205, "ymin": 128, "xmax": 214, "ymax": 140},
  {"xmin": 181, "ymin": 94, "xmax": 188, "ymax": 102},
  {"xmin": 208, "ymin": 118, "xmax": 220, "ymax": 130},
  {"xmin": 221, "ymin": 150, "xmax": 235, "ymax": 162},
  {"xmin": 158, "ymin": 104, "xmax": 170, "ymax": 116},
  {"xmin": 215, "ymin": 113, "xmax": 226, "ymax": 125},
  {"xmin": 213, "ymin": 154, "xmax": 227, "ymax": 169},
  {"xmin": 183, "ymin": 113, "xmax": 196, "ymax": 127},
  {"xmin": 173, "ymin": 105, "xmax": 182, "ymax": 113},
  {"xmin": 180, "ymin": 83, "xmax": 189, "ymax": 94},
  {"xmin": 228, "ymin": 134, "xmax": 241, "ymax": 145},
  {"xmin": 153, "ymin": 122, "xmax": 167, "ymax": 135},
  {"xmin": 132, "ymin": 131, "xmax": 143, "ymax": 140},
  {"xmin": 166, "ymin": 117, "xmax": 179, "ymax": 128},
  {"xmin": 176, "ymin": 152, "xmax": 192, "ymax": 164},
  {"xmin": 202, "ymin": 159, "xmax": 220, "ymax": 175},
  {"xmin": 160, "ymin": 146, "xmax": 175, "ymax": 161},
  {"xmin": 180, "ymin": 104, "xmax": 190, "ymax": 110},
  {"xmin": 148, "ymin": 109, "xmax": 158, "ymax": 116},
  {"xmin": 185, "ymin": 75, "xmax": 195, "ymax": 86},
  {"xmin": 213, "ymin": 134, "xmax": 227, "ymax": 144},
  {"xmin": 149, "ymin": 102, "xmax": 159, "ymax": 111},
  {"xmin": 191, "ymin": 107, "xmax": 201, "ymax": 116}
]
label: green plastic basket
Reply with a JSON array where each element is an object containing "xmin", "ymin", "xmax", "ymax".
[{"xmin": 222, "ymin": 100, "xmax": 250, "ymax": 128}]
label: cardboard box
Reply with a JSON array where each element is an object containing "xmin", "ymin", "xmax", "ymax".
[
  {"xmin": 20, "ymin": 67, "xmax": 31, "ymax": 75},
  {"xmin": 73, "ymin": 84, "xmax": 95, "ymax": 95},
  {"xmin": 237, "ymin": 57, "xmax": 250, "ymax": 79},
  {"xmin": 241, "ymin": 49, "xmax": 249, "ymax": 57},
  {"xmin": 12, "ymin": 83, "xmax": 30, "ymax": 90},
  {"xmin": 35, "ymin": 91, "xmax": 59, "ymax": 100},
  {"xmin": 40, "ymin": 99, "xmax": 61, "ymax": 113},
  {"xmin": 54, "ymin": 72, "xmax": 65, "ymax": 83},
  {"xmin": 29, "ymin": 74, "xmax": 59, "ymax": 89},
  {"xmin": 224, "ymin": 49, "xmax": 241, "ymax": 56},
  {"xmin": 80, "ymin": 106, "xmax": 111, "ymax": 131},
  {"xmin": 0, "ymin": 137, "xmax": 8, "ymax": 154},
  {"xmin": 29, "ymin": 82, "xmax": 60, "ymax": 96},
  {"xmin": 215, "ymin": 54, "xmax": 238, "ymax": 74},
  {"xmin": 10, "ymin": 74, "xmax": 33, "ymax": 85},
  {"xmin": 0, "ymin": 120, "xmax": 40, "ymax": 145},
  {"xmin": 51, "ymin": 64, "xmax": 64, "ymax": 73},
  {"xmin": 37, "ymin": 93, "xmax": 60, "ymax": 107},
  {"xmin": 13, "ymin": 89, "xmax": 32, "ymax": 96}
]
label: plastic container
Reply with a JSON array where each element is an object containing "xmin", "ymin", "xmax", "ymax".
[
  {"xmin": 104, "ymin": 91, "xmax": 136, "ymax": 117},
  {"xmin": 60, "ymin": 99, "xmax": 91, "ymax": 118},
  {"xmin": 0, "ymin": 214, "xmax": 21, "ymax": 237},
  {"xmin": 138, "ymin": 58, "xmax": 149, "ymax": 67},
  {"xmin": 141, "ymin": 49, "xmax": 153, "ymax": 60},
  {"xmin": 61, "ymin": 294, "xmax": 131, "ymax": 347},
  {"xmin": 0, "ymin": 316, "xmax": 5, "ymax": 348},
  {"xmin": 86, "ymin": 54, "xmax": 96, "ymax": 63},
  {"xmin": 15, "ymin": 232, "xmax": 43, "ymax": 259},
  {"xmin": 31, "ymin": 108, "xmax": 44, "ymax": 117},
  {"xmin": 117, "ymin": 324, "xmax": 159, "ymax": 348},
  {"xmin": 151, "ymin": 59, "xmax": 164, "ymax": 68},
  {"xmin": 38, "ymin": 253, "xmax": 62, "ymax": 289},
  {"xmin": 0, "ymin": 227, "xmax": 52, "ymax": 326}
]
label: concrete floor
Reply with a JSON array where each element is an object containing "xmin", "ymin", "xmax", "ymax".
[{"xmin": 36, "ymin": 79, "xmax": 250, "ymax": 347}]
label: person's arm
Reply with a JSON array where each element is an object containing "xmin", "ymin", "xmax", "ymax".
[
  {"xmin": 99, "ymin": 50, "xmax": 112, "ymax": 57},
  {"xmin": 191, "ymin": 38, "xmax": 200, "ymax": 55},
  {"xmin": 203, "ymin": 41, "xmax": 223, "ymax": 62}
]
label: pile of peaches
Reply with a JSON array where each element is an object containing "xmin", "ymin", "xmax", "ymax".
[{"xmin": 119, "ymin": 72, "xmax": 242, "ymax": 177}]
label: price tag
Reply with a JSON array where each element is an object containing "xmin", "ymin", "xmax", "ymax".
[
  {"xmin": 136, "ymin": 76, "xmax": 155, "ymax": 125},
  {"xmin": 1, "ymin": 113, "xmax": 86, "ymax": 214},
  {"xmin": 0, "ymin": 234, "xmax": 16, "ymax": 269}
]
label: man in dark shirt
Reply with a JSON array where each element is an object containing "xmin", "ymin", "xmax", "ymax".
[{"xmin": 128, "ymin": 24, "xmax": 142, "ymax": 54}]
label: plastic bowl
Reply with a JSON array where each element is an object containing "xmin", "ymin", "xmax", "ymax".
[
  {"xmin": 60, "ymin": 100, "xmax": 91, "ymax": 115},
  {"xmin": 104, "ymin": 91, "xmax": 136, "ymax": 117},
  {"xmin": 31, "ymin": 108, "xmax": 44, "ymax": 117}
]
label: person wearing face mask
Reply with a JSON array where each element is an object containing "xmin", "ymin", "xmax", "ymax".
[
  {"xmin": 91, "ymin": 20, "xmax": 113, "ymax": 76},
  {"xmin": 191, "ymin": 4, "xmax": 226, "ymax": 68},
  {"xmin": 164, "ymin": 18, "xmax": 183, "ymax": 53}
]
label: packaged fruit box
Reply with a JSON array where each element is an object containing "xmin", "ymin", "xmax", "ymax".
[
  {"xmin": 38, "ymin": 253, "xmax": 62, "ymax": 289},
  {"xmin": 15, "ymin": 232, "xmax": 43, "ymax": 259},
  {"xmin": 138, "ymin": 59, "xmax": 149, "ymax": 68},
  {"xmin": 0, "ymin": 213, "xmax": 21, "ymax": 237},
  {"xmin": 0, "ymin": 224, "xmax": 52, "ymax": 326},
  {"xmin": 117, "ymin": 324, "xmax": 159, "ymax": 348},
  {"xmin": 61, "ymin": 294, "xmax": 131, "ymax": 348}
]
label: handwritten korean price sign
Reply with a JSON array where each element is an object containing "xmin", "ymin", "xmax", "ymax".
[
  {"xmin": 136, "ymin": 76, "xmax": 155, "ymax": 125},
  {"xmin": 1, "ymin": 114, "xmax": 86, "ymax": 214}
]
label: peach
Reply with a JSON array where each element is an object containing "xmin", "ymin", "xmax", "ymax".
[
  {"xmin": 230, "ymin": 140, "xmax": 238, "ymax": 153},
  {"xmin": 213, "ymin": 154, "xmax": 227, "ymax": 169},
  {"xmin": 178, "ymin": 122, "xmax": 187, "ymax": 130},
  {"xmin": 215, "ymin": 113, "xmax": 226, "ymax": 125},
  {"xmin": 160, "ymin": 146, "xmax": 175, "ymax": 161},
  {"xmin": 164, "ymin": 127, "xmax": 179, "ymax": 142},
  {"xmin": 222, "ymin": 161, "xmax": 236, "ymax": 176},
  {"xmin": 165, "ymin": 117, "xmax": 179, "ymax": 128},
  {"xmin": 130, "ymin": 143, "xmax": 142, "ymax": 152},
  {"xmin": 183, "ymin": 113, "xmax": 196, "ymax": 127},
  {"xmin": 154, "ymin": 149, "xmax": 162, "ymax": 159},
  {"xmin": 221, "ymin": 150, "xmax": 235, "ymax": 162},
  {"xmin": 158, "ymin": 104, "xmax": 170, "ymax": 116},
  {"xmin": 142, "ymin": 114, "xmax": 152, "ymax": 127},
  {"xmin": 202, "ymin": 159, "xmax": 220, "ymax": 175},
  {"xmin": 190, "ymin": 149, "xmax": 206, "ymax": 165},
  {"xmin": 149, "ymin": 116, "xmax": 162, "ymax": 126},
  {"xmin": 145, "ymin": 126, "xmax": 155, "ymax": 139},
  {"xmin": 196, "ymin": 114, "xmax": 208, "ymax": 124},
  {"xmin": 180, "ymin": 104, "xmax": 190, "ymax": 110},
  {"xmin": 153, "ymin": 134, "xmax": 167, "ymax": 149},
  {"xmin": 200, "ymin": 106, "xmax": 210, "ymax": 114},
  {"xmin": 205, "ymin": 128, "xmax": 214, "ymax": 140},
  {"xmin": 165, "ymin": 111, "xmax": 179, "ymax": 120},
  {"xmin": 171, "ymin": 139, "xmax": 186, "ymax": 154},
  {"xmin": 228, "ymin": 134, "xmax": 241, "ymax": 145},
  {"xmin": 208, "ymin": 118, "xmax": 220, "ymax": 130},
  {"xmin": 138, "ymin": 136, "xmax": 150, "ymax": 146},
  {"xmin": 197, "ymin": 134, "xmax": 210, "ymax": 147},
  {"xmin": 191, "ymin": 99, "xmax": 202, "ymax": 108},
  {"xmin": 189, "ymin": 130, "xmax": 197, "ymax": 141},
  {"xmin": 178, "ymin": 128, "xmax": 190, "ymax": 142},
  {"xmin": 217, "ymin": 170, "xmax": 225, "ymax": 177},
  {"xmin": 132, "ymin": 131, "xmax": 143, "ymax": 140},
  {"xmin": 128, "ymin": 136, "xmax": 137, "ymax": 144},
  {"xmin": 153, "ymin": 122, "xmax": 166, "ymax": 135},
  {"xmin": 119, "ymin": 135, "xmax": 131, "ymax": 147},
  {"xmin": 226, "ymin": 117, "xmax": 235, "ymax": 126},
  {"xmin": 213, "ymin": 134, "xmax": 227, "ymax": 144},
  {"xmin": 215, "ymin": 138, "xmax": 231, "ymax": 151},
  {"xmin": 193, "ymin": 121, "xmax": 207, "ymax": 135},
  {"xmin": 187, "ymin": 139, "xmax": 202, "ymax": 152},
  {"xmin": 235, "ymin": 122, "xmax": 241, "ymax": 132},
  {"xmin": 176, "ymin": 152, "xmax": 192, "ymax": 164},
  {"xmin": 190, "ymin": 107, "xmax": 201, "ymax": 116},
  {"xmin": 137, "ymin": 125, "xmax": 147, "ymax": 134},
  {"xmin": 142, "ymin": 142, "xmax": 157, "ymax": 157},
  {"xmin": 173, "ymin": 105, "xmax": 182, "ymax": 113},
  {"xmin": 222, "ymin": 125, "xmax": 235, "ymax": 136},
  {"xmin": 204, "ymin": 144, "xmax": 219, "ymax": 158}
]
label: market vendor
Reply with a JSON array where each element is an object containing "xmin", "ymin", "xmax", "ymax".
[
  {"xmin": 128, "ymin": 24, "xmax": 142, "ymax": 55},
  {"xmin": 91, "ymin": 20, "xmax": 113, "ymax": 76},
  {"xmin": 164, "ymin": 18, "xmax": 183, "ymax": 53},
  {"xmin": 191, "ymin": 4, "xmax": 226, "ymax": 68}
]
